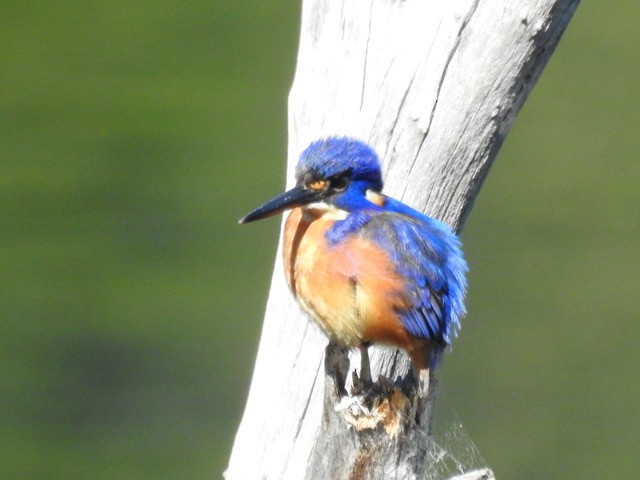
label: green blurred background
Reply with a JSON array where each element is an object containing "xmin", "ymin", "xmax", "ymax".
[{"xmin": 1, "ymin": 1, "xmax": 638, "ymax": 479}]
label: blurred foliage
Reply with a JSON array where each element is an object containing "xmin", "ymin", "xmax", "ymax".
[{"xmin": 0, "ymin": 1, "xmax": 638, "ymax": 479}]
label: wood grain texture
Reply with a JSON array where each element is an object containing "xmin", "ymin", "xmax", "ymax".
[{"xmin": 226, "ymin": 0, "xmax": 579, "ymax": 478}]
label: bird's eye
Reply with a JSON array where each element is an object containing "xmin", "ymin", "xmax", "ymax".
[{"xmin": 331, "ymin": 175, "xmax": 349, "ymax": 192}]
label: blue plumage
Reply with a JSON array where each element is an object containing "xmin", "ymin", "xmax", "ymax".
[
  {"xmin": 300, "ymin": 137, "xmax": 467, "ymax": 355},
  {"xmin": 241, "ymin": 135, "xmax": 468, "ymax": 371},
  {"xmin": 360, "ymin": 211, "xmax": 466, "ymax": 347},
  {"xmin": 297, "ymin": 137, "xmax": 383, "ymax": 193}
]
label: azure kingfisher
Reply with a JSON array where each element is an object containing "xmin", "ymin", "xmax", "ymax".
[{"xmin": 239, "ymin": 137, "xmax": 467, "ymax": 387}]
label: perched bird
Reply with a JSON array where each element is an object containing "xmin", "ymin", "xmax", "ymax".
[{"xmin": 239, "ymin": 137, "xmax": 467, "ymax": 386}]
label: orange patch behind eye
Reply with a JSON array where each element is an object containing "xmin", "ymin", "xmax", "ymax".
[
  {"xmin": 365, "ymin": 190, "xmax": 387, "ymax": 207},
  {"xmin": 308, "ymin": 180, "xmax": 329, "ymax": 191}
]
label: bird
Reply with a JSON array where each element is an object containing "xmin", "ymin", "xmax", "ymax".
[{"xmin": 239, "ymin": 136, "xmax": 467, "ymax": 389}]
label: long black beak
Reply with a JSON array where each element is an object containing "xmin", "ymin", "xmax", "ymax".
[{"xmin": 238, "ymin": 185, "xmax": 326, "ymax": 224}]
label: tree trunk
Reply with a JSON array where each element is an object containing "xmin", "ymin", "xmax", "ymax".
[{"xmin": 226, "ymin": 0, "xmax": 579, "ymax": 479}]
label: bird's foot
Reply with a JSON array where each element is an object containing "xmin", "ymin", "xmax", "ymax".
[
  {"xmin": 351, "ymin": 369, "xmax": 374, "ymax": 395},
  {"xmin": 324, "ymin": 343, "xmax": 350, "ymax": 397},
  {"xmin": 350, "ymin": 344, "xmax": 374, "ymax": 394}
]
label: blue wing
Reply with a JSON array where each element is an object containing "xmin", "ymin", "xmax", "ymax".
[{"xmin": 359, "ymin": 209, "xmax": 467, "ymax": 347}]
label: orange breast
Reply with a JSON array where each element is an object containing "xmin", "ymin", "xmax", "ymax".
[{"xmin": 283, "ymin": 207, "xmax": 417, "ymax": 353}]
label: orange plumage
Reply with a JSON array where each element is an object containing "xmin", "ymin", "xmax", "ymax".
[
  {"xmin": 284, "ymin": 207, "xmax": 432, "ymax": 370},
  {"xmin": 239, "ymin": 137, "xmax": 467, "ymax": 377}
]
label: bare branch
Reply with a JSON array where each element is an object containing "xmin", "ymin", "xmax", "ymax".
[{"xmin": 226, "ymin": 1, "xmax": 579, "ymax": 478}]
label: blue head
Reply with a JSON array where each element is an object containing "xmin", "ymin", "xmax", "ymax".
[
  {"xmin": 239, "ymin": 137, "xmax": 385, "ymax": 223},
  {"xmin": 296, "ymin": 137, "xmax": 383, "ymax": 195}
]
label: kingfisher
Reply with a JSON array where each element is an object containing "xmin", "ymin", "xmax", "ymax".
[{"xmin": 239, "ymin": 137, "xmax": 467, "ymax": 387}]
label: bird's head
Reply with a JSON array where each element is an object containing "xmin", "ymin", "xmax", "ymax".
[{"xmin": 239, "ymin": 137, "xmax": 384, "ymax": 224}]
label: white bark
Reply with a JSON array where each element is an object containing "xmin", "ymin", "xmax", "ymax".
[{"xmin": 226, "ymin": 1, "xmax": 578, "ymax": 479}]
